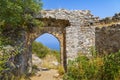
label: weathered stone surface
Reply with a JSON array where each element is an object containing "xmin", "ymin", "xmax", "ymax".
[
  {"xmin": 18, "ymin": 9, "xmax": 98, "ymax": 75},
  {"xmin": 39, "ymin": 9, "xmax": 98, "ymax": 26},
  {"xmin": 95, "ymin": 24, "xmax": 120, "ymax": 54},
  {"xmin": 38, "ymin": 9, "xmax": 98, "ymax": 59}
]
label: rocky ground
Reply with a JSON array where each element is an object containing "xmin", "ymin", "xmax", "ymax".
[{"xmin": 30, "ymin": 54, "xmax": 62, "ymax": 80}]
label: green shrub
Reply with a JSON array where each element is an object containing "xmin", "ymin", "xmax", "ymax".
[
  {"xmin": 64, "ymin": 51, "xmax": 120, "ymax": 80},
  {"xmin": 102, "ymin": 51, "xmax": 120, "ymax": 80},
  {"xmin": 0, "ymin": 0, "xmax": 42, "ymax": 29},
  {"xmin": 64, "ymin": 55, "xmax": 103, "ymax": 80}
]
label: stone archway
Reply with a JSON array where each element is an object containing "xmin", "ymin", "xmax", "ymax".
[
  {"xmin": 24, "ymin": 18, "xmax": 70, "ymax": 73},
  {"xmin": 33, "ymin": 32, "xmax": 64, "ymax": 68},
  {"xmin": 8, "ymin": 9, "xmax": 98, "ymax": 76},
  {"xmin": 18, "ymin": 9, "xmax": 98, "ymax": 74}
]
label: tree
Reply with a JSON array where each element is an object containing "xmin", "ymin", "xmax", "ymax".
[
  {"xmin": 0, "ymin": 1, "xmax": 42, "ymax": 79},
  {"xmin": 0, "ymin": 0, "xmax": 42, "ymax": 30}
]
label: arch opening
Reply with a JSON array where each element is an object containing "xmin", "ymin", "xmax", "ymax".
[
  {"xmin": 35, "ymin": 33, "xmax": 60, "ymax": 51},
  {"xmin": 31, "ymin": 33, "xmax": 63, "ymax": 74}
]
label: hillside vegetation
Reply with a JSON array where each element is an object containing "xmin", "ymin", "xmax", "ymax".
[
  {"xmin": 63, "ymin": 51, "xmax": 120, "ymax": 80},
  {"xmin": 32, "ymin": 41, "xmax": 60, "ymax": 62}
]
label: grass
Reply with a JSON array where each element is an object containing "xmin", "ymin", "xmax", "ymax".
[{"xmin": 41, "ymin": 54, "xmax": 59, "ymax": 69}]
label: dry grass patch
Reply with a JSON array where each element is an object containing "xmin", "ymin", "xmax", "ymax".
[{"xmin": 41, "ymin": 54, "xmax": 59, "ymax": 69}]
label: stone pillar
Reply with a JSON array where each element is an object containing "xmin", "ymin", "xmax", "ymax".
[
  {"xmin": 63, "ymin": 28, "xmax": 67, "ymax": 72},
  {"xmin": 60, "ymin": 28, "xmax": 67, "ymax": 72},
  {"xmin": 27, "ymin": 44, "xmax": 32, "ymax": 74}
]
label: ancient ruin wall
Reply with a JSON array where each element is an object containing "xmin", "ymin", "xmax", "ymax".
[
  {"xmin": 39, "ymin": 9, "xmax": 98, "ymax": 59},
  {"xmin": 2, "ymin": 9, "xmax": 120, "ymax": 77},
  {"xmin": 95, "ymin": 24, "xmax": 120, "ymax": 54},
  {"xmin": 95, "ymin": 13, "xmax": 120, "ymax": 54}
]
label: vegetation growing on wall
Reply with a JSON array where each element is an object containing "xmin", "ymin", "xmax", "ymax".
[
  {"xmin": 97, "ymin": 13, "xmax": 120, "ymax": 27},
  {"xmin": 0, "ymin": 45, "xmax": 23, "ymax": 80}
]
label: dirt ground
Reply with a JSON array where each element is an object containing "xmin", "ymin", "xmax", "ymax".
[{"xmin": 30, "ymin": 69, "xmax": 62, "ymax": 80}]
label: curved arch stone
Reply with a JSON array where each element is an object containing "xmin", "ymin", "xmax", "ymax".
[{"xmin": 24, "ymin": 18, "xmax": 69, "ymax": 73}]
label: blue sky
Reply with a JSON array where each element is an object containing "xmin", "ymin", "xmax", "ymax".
[
  {"xmin": 42, "ymin": 0, "xmax": 120, "ymax": 18},
  {"xmin": 36, "ymin": 0, "xmax": 120, "ymax": 50},
  {"xmin": 35, "ymin": 33, "xmax": 60, "ymax": 50}
]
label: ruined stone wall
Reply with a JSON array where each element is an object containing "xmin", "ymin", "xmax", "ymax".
[
  {"xmin": 39, "ymin": 9, "xmax": 98, "ymax": 59},
  {"xmin": 2, "ymin": 9, "xmax": 120, "ymax": 78},
  {"xmin": 95, "ymin": 24, "xmax": 120, "ymax": 54},
  {"xmin": 66, "ymin": 25, "xmax": 95, "ymax": 58},
  {"xmin": 95, "ymin": 13, "xmax": 120, "ymax": 54}
]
